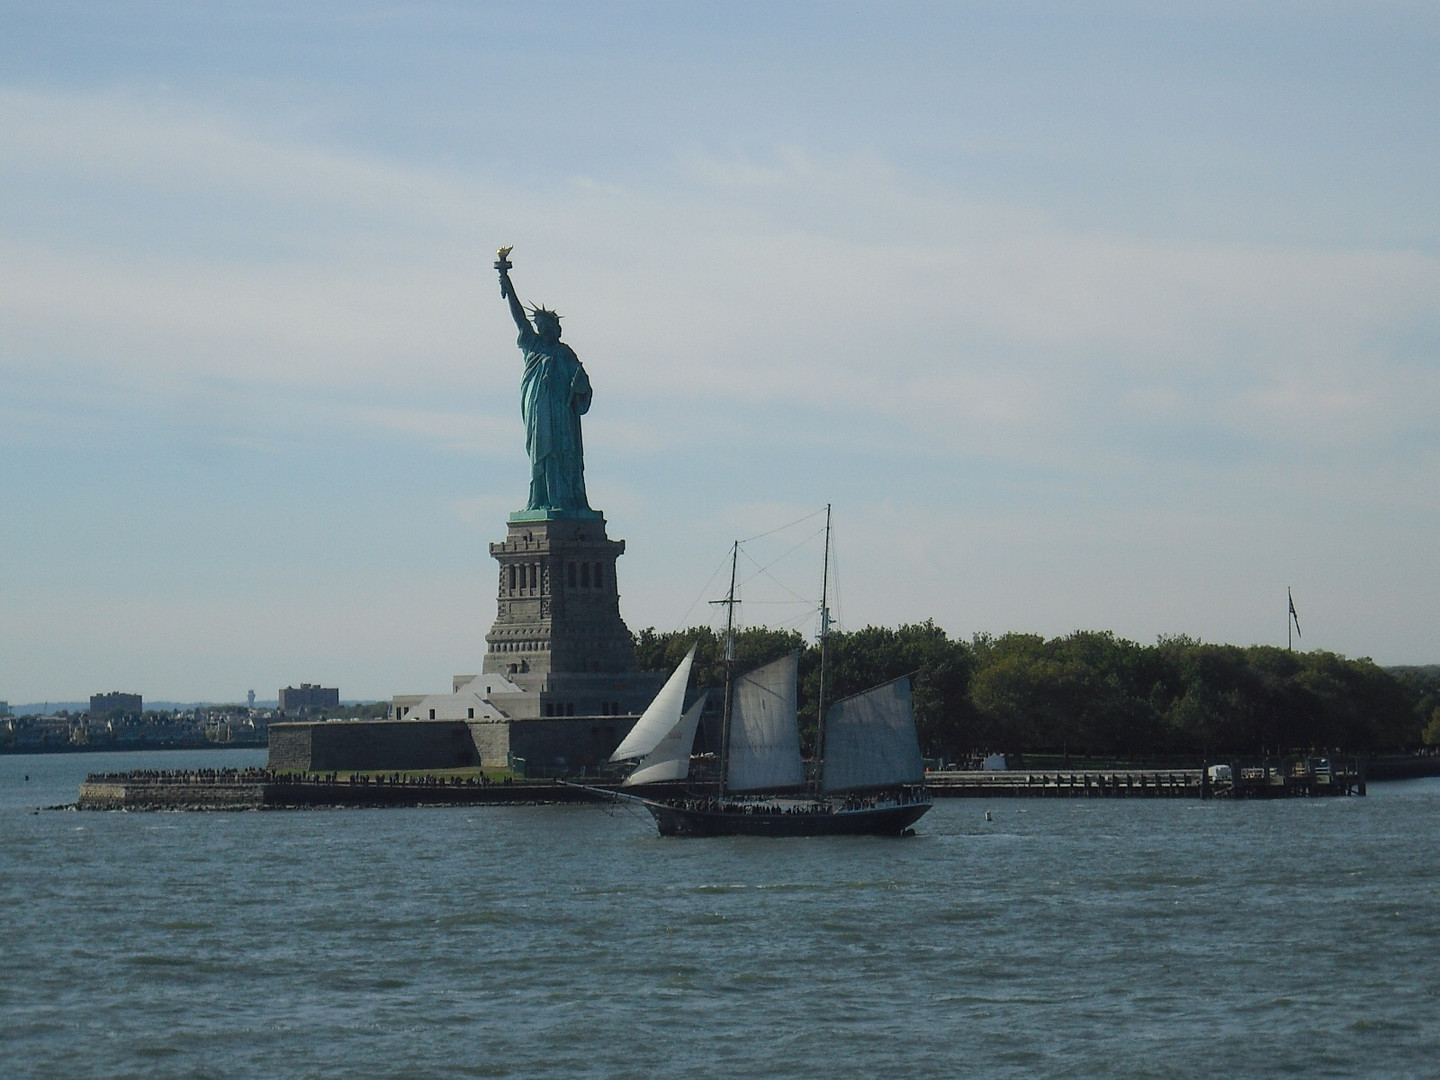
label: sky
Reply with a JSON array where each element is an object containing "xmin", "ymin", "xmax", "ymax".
[{"xmin": 2, "ymin": 1, "xmax": 1437, "ymax": 704}]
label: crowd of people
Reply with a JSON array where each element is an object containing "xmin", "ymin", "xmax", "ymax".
[
  {"xmin": 83, "ymin": 767, "xmax": 509, "ymax": 787},
  {"xmin": 658, "ymin": 786, "xmax": 927, "ymax": 817}
]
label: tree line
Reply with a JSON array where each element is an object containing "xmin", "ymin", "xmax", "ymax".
[{"xmin": 634, "ymin": 624, "xmax": 1440, "ymax": 761}]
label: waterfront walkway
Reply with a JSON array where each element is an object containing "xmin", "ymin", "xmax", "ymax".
[
  {"xmin": 76, "ymin": 768, "xmax": 614, "ymax": 810},
  {"xmin": 75, "ymin": 756, "xmax": 1368, "ymax": 810},
  {"xmin": 925, "ymin": 769, "xmax": 1204, "ymax": 798}
]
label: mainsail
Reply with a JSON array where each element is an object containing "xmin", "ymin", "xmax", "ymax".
[
  {"xmin": 725, "ymin": 652, "xmax": 806, "ymax": 793},
  {"xmin": 820, "ymin": 676, "xmax": 925, "ymax": 793},
  {"xmin": 624, "ymin": 696, "xmax": 706, "ymax": 786},
  {"xmin": 610, "ymin": 645, "xmax": 696, "ymax": 762}
]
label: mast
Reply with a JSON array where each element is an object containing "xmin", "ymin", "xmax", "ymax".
[
  {"xmin": 815, "ymin": 504, "xmax": 832, "ymax": 790},
  {"xmin": 712, "ymin": 541, "xmax": 740, "ymax": 797}
]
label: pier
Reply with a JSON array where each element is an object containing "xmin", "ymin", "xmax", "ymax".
[
  {"xmin": 1212, "ymin": 756, "xmax": 1366, "ymax": 798},
  {"xmin": 75, "ymin": 755, "xmax": 1367, "ymax": 810},
  {"xmin": 924, "ymin": 755, "xmax": 1365, "ymax": 799},
  {"xmin": 925, "ymin": 769, "xmax": 1203, "ymax": 798},
  {"xmin": 76, "ymin": 768, "xmax": 632, "ymax": 811}
]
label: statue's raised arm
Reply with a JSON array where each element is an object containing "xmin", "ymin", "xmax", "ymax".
[{"xmin": 494, "ymin": 246, "xmax": 531, "ymax": 334}]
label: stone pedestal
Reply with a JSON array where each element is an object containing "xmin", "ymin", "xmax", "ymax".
[
  {"xmin": 483, "ymin": 515, "xmax": 636, "ymax": 677},
  {"xmin": 481, "ymin": 515, "xmax": 662, "ymax": 723}
]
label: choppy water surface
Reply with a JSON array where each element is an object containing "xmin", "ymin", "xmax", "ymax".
[{"xmin": 3, "ymin": 750, "xmax": 1439, "ymax": 1079}]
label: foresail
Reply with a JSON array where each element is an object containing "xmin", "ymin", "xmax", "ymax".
[
  {"xmin": 726, "ymin": 652, "xmax": 806, "ymax": 792},
  {"xmin": 610, "ymin": 644, "xmax": 696, "ymax": 762},
  {"xmin": 624, "ymin": 696, "xmax": 706, "ymax": 785},
  {"xmin": 820, "ymin": 676, "xmax": 925, "ymax": 793}
]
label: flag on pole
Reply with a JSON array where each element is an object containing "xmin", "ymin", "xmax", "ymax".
[{"xmin": 1288, "ymin": 588, "xmax": 1302, "ymax": 638}]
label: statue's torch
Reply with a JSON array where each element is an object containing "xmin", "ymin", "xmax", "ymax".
[{"xmin": 495, "ymin": 245, "xmax": 514, "ymax": 298}]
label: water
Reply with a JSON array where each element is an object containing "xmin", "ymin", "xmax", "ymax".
[{"xmin": 3, "ymin": 750, "xmax": 1439, "ymax": 1079}]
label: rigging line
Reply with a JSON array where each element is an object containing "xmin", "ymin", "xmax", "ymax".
[
  {"xmin": 676, "ymin": 509, "xmax": 832, "ymax": 631},
  {"xmin": 750, "ymin": 533, "xmax": 829, "ymax": 603},
  {"xmin": 674, "ymin": 548, "xmax": 741, "ymax": 631},
  {"xmin": 750, "ymin": 567, "xmax": 819, "ymax": 608},
  {"xmin": 735, "ymin": 602, "xmax": 814, "ymax": 620},
  {"xmin": 736, "ymin": 505, "xmax": 829, "ymax": 545},
  {"xmin": 602, "ymin": 795, "xmax": 652, "ymax": 827},
  {"xmin": 734, "ymin": 523, "xmax": 829, "ymax": 604},
  {"xmin": 731, "ymin": 549, "xmax": 771, "ymax": 599},
  {"xmin": 732, "ymin": 570, "xmax": 809, "ymax": 613},
  {"xmin": 740, "ymin": 522, "xmax": 828, "ymax": 578},
  {"xmin": 771, "ymin": 612, "xmax": 817, "ymax": 632}
]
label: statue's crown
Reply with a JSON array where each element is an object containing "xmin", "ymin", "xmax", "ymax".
[{"xmin": 529, "ymin": 304, "xmax": 561, "ymax": 321}]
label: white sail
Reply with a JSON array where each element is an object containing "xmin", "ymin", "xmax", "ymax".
[
  {"xmin": 726, "ymin": 652, "xmax": 806, "ymax": 792},
  {"xmin": 624, "ymin": 696, "xmax": 706, "ymax": 786},
  {"xmin": 820, "ymin": 676, "xmax": 925, "ymax": 793},
  {"xmin": 610, "ymin": 644, "xmax": 696, "ymax": 762}
]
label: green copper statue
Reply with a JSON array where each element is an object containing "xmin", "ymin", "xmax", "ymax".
[{"xmin": 495, "ymin": 248, "xmax": 596, "ymax": 518}]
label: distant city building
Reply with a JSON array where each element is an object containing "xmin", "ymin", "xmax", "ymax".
[
  {"xmin": 279, "ymin": 684, "xmax": 339, "ymax": 712},
  {"xmin": 90, "ymin": 691, "xmax": 142, "ymax": 716},
  {"xmin": 247, "ymin": 690, "xmax": 256, "ymax": 709},
  {"xmin": 0, "ymin": 701, "xmax": 9, "ymax": 717}
]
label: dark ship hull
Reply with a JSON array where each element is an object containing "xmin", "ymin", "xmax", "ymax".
[{"xmin": 642, "ymin": 796, "xmax": 932, "ymax": 838}]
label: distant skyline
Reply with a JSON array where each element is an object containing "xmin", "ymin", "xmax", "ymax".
[
  {"xmin": 3, "ymin": 2, "xmax": 1437, "ymax": 701},
  {"xmin": 7, "ymin": 700, "xmax": 284, "ymax": 716}
]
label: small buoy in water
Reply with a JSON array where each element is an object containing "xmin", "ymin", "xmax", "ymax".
[{"xmin": 984, "ymin": 810, "xmax": 993, "ymax": 822}]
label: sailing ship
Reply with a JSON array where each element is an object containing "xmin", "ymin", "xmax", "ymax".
[{"xmin": 604, "ymin": 508, "xmax": 932, "ymax": 838}]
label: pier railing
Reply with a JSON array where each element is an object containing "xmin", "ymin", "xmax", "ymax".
[
  {"xmin": 925, "ymin": 769, "xmax": 1203, "ymax": 798},
  {"xmin": 924, "ymin": 755, "xmax": 1364, "ymax": 799},
  {"xmin": 75, "ymin": 755, "xmax": 1367, "ymax": 810},
  {"xmin": 1218, "ymin": 756, "xmax": 1365, "ymax": 798}
]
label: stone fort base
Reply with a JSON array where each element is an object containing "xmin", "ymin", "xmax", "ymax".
[{"xmin": 268, "ymin": 714, "xmax": 639, "ymax": 775}]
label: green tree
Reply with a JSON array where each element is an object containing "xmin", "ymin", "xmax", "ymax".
[
  {"xmin": 640, "ymin": 623, "xmax": 1432, "ymax": 760},
  {"xmin": 1423, "ymin": 707, "xmax": 1440, "ymax": 746},
  {"xmin": 633, "ymin": 625, "xmax": 802, "ymax": 693}
]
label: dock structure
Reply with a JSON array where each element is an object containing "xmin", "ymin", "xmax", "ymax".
[
  {"xmin": 925, "ymin": 769, "xmax": 1203, "ymax": 798},
  {"xmin": 75, "ymin": 769, "xmax": 637, "ymax": 811},
  {"xmin": 1211, "ymin": 756, "xmax": 1365, "ymax": 798},
  {"xmin": 924, "ymin": 756, "xmax": 1365, "ymax": 799},
  {"xmin": 75, "ymin": 755, "xmax": 1366, "ymax": 810}
]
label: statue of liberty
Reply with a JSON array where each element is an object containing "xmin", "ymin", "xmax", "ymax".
[{"xmin": 494, "ymin": 248, "xmax": 596, "ymax": 518}]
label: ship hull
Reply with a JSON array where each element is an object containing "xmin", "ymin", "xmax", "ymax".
[{"xmin": 642, "ymin": 798, "xmax": 932, "ymax": 838}]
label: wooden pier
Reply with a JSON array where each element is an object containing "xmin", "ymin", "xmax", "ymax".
[
  {"xmin": 1209, "ymin": 756, "xmax": 1366, "ymax": 799},
  {"xmin": 75, "ymin": 755, "xmax": 1366, "ymax": 810},
  {"xmin": 925, "ymin": 769, "xmax": 1203, "ymax": 798},
  {"xmin": 924, "ymin": 755, "xmax": 1365, "ymax": 799},
  {"xmin": 75, "ymin": 769, "xmax": 633, "ymax": 810}
]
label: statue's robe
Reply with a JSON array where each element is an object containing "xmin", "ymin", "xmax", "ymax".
[{"xmin": 517, "ymin": 327, "xmax": 592, "ymax": 513}]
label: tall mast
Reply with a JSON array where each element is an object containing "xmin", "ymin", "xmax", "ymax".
[
  {"xmin": 815, "ymin": 504, "xmax": 832, "ymax": 787},
  {"xmin": 713, "ymin": 541, "xmax": 740, "ymax": 796}
]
